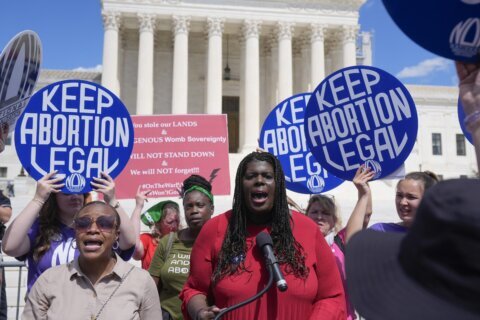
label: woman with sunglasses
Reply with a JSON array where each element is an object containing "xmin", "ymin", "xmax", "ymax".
[
  {"xmin": 22, "ymin": 201, "xmax": 162, "ymax": 319},
  {"xmin": 2, "ymin": 171, "xmax": 136, "ymax": 292},
  {"xmin": 148, "ymin": 174, "xmax": 214, "ymax": 320}
]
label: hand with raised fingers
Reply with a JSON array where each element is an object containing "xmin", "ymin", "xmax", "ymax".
[
  {"xmin": 35, "ymin": 171, "xmax": 65, "ymax": 202},
  {"xmin": 353, "ymin": 165, "xmax": 375, "ymax": 197},
  {"xmin": 91, "ymin": 171, "xmax": 116, "ymax": 204},
  {"xmin": 135, "ymin": 186, "xmax": 151, "ymax": 209}
]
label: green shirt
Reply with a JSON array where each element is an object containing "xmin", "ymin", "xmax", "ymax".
[{"xmin": 149, "ymin": 231, "xmax": 194, "ymax": 320}]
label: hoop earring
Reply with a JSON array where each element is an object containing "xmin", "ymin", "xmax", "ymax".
[
  {"xmin": 112, "ymin": 239, "xmax": 119, "ymax": 251},
  {"xmin": 71, "ymin": 240, "xmax": 77, "ymax": 250}
]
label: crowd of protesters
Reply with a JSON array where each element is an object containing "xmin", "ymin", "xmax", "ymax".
[{"xmin": 0, "ymin": 61, "xmax": 477, "ymax": 319}]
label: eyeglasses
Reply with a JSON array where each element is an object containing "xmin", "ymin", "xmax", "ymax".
[{"xmin": 74, "ymin": 215, "xmax": 116, "ymax": 233}]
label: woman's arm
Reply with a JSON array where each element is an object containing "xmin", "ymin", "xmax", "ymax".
[
  {"xmin": 344, "ymin": 166, "xmax": 375, "ymax": 243},
  {"xmin": 0, "ymin": 206, "xmax": 12, "ymax": 224},
  {"xmin": 456, "ymin": 61, "xmax": 480, "ymax": 172},
  {"xmin": 180, "ymin": 218, "xmax": 222, "ymax": 320},
  {"xmin": 131, "ymin": 187, "xmax": 150, "ymax": 260},
  {"xmin": 2, "ymin": 172, "xmax": 64, "ymax": 257},
  {"xmin": 148, "ymin": 238, "xmax": 167, "ymax": 293},
  {"xmin": 187, "ymin": 295, "xmax": 222, "ymax": 320},
  {"xmin": 91, "ymin": 172, "xmax": 136, "ymax": 250}
]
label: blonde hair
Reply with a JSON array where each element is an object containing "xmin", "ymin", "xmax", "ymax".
[{"xmin": 306, "ymin": 195, "xmax": 342, "ymax": 233}]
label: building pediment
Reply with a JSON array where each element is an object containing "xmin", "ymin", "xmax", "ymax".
[{"xmin": 102, "ymin": 0, "xmax": 365, "ymax": 12}]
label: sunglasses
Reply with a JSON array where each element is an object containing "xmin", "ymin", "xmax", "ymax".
[{"xmin": 74, "ymin": 215, "xmax": 116, "ymax": 233}]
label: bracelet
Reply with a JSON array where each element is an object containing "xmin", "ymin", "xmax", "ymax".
[
  {"xmin": 31, "ymin": 198, "xmax": 45, "ymax": 206},
  {"xmin": 464, "ymin": 110, "xmax": 480, "ymax": 133}
]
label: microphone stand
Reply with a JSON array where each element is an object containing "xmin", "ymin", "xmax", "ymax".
[{"xmin": 213, "ymin": 264, "xmax": 274, "ymax": 320}]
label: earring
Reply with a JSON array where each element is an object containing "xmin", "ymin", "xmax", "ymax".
[
  {"xmin": 71, "ymin": 240, "xmax": 77, "ymax": 250},
  {"xmin": 112, "ymin": 239, "xmax": 119, "ymax": 250}
]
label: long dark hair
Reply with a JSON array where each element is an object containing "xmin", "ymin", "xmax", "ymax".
[
  {"xmin": 33, "ymin": 193, "xmax": 89, "ymax": 262},
  {"xmin": 212, "ymin": 152, "xmax": 309, "ymax": 283}
]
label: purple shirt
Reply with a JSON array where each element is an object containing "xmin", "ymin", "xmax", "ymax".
[
  {"xmin": 20, "ymin": 219, "xmax": 134, "ymax": 292},
  {"xmin": 369, "ymin": 222, "xmax": 407, "ymax": 233}
]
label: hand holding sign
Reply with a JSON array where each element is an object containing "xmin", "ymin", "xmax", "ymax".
[
  {"xmin": 91, "ymin": 172, "xmax": 118, "ymax": 204},
  {"xmin": 305, "ymin": 66, "xmax": 418, "ymax": 181},
  {"xmin": 456, "ymin": 61, "xmax": 480, "ymax": 172},
  {"xmin": 33, "ymin": 171, "xmax": 66, "ymax": 204},
  {"xmin": 353, "ymin": 166, "xmax": 375, "ymax": 197},
  {"xmin": 456, "ymin": 61, "xmax": 480, "ymax": 118}
]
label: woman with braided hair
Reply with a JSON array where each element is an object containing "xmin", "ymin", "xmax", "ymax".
[
  {"xmin": 148, "ymin": 174, "xmax": 215, "ymax": 320},
  {"xmin": 180, "ymin": 152, "xmax": 345, "ymax": 320}
]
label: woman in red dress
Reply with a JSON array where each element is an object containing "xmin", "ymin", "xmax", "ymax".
[{"xmin": 180, "ymin": 152, "xmax": 346, "ymax": 320}]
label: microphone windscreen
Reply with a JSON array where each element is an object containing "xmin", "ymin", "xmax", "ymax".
[{"xmin": 256, "ymin": 231, "xmax": 273, "ymax": 248}]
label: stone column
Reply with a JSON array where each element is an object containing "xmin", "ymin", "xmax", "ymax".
[
  {"xmin": 300, "ymin": 35, "xmax": 310, "ymax": 92},
  {"xmin": 240, "ymin": 20, "xmax": 261, "ymax": 153},
  {"xmin": 101, "ymin": 12, "xmax": 121, "ymax": 95},
  {"xmin": 361, "ymin": 31, "xmax": 372, "ymax": 66},
  {"xmin": 267, "ymin": 34, "xmax": 278, "ymax": 108},
  {"xmin": 171, "ymin": 16, "xmax": 190, "ymax": 114},
  {"xmin": 136, "ymin": 14, "xmax": 156, "ymax": 115},
  {"xmin": 342, "ymin": 25, "xmax": 358, "ymax": 68},
  {"xmin": 238, "ymin": 35, "xmax": 246, "ymax": 151},
  {"xmin": 205, "ymin": 17, "xmax": 225, "ymax": 114},
  {"xmin": 276, "ymin": 22, "xmax": 294, "ymax": 102},
  {"xmin": 310, "ymin": 24, "xmax": 326, "ymax": 90}
]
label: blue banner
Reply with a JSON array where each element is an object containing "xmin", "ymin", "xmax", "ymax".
[
  {"xmin": 15, "ymin": 80, "xmax": 134, "ymax": 193},
  {"xmin": 382, "ymin": 0, "xmax": 480, "ymax": 62},
  {"xmin": 304, "ymin": 66, "xmax": 418, "ymax": 181},
  {"xmin": 259, "ymin": 93, "xmax": 344, "ymax": 193}
]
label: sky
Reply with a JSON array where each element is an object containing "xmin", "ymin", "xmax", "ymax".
[{"xmin": 0, "ymin": 0, "xmax": 458, "ymax": 86}]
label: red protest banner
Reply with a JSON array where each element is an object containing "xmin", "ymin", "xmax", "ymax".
[{"xmin": 115, "ymin": 114, "xmax": 230, "ymax": 199}]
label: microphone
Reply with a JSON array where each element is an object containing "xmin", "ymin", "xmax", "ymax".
[{"xmin": 256, "ymin": 232, "xmax": 288, "ymax": 292}]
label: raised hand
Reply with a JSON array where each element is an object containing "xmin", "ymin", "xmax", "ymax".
[
  {"xmin": 456, "ymin": 61, "xmax": 480, "ymax": 119},
  {"xmin": 353, "ymin": 165, "xmax": 375, "ymax": 197},
  {"xmin": 135, "ymin": 186, "xmax": 151, "ymax": 209},
  {"xmin": 91, "ymin": 171, "xmax": 116, "ymax": 204},
  {"xmin": 35, "ymin": 171, "xmax": 65, "ymax": 202}
]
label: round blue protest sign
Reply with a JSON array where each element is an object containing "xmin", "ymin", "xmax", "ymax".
[
  {"xmin": 382, "ymin": 0, "xmax": 480, "ymax": 62},
  {"xmin": 305, "ymin": 66, "xmax": 418, "ymax": 181},
  {"xmin": 458, "ymin": 98, "xmax": 473, "ymax": 145},
  {"xmin": 0, "ymin": 31, "xmax": 42, "ymax": 132},
  {"xmin": 259, "ymin": 93, "xmax": 344, "ymax": 194},
  {"xmin": 15, "ymin": 80, "xmax": 134, "ymax": 194}
]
